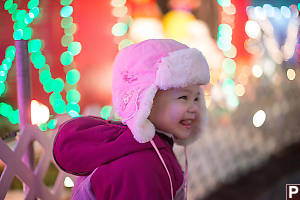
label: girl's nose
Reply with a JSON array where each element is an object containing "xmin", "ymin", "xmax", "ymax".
[{"xmin": 187, "ymin": 102, "xmax": 198, "ymax": 113}]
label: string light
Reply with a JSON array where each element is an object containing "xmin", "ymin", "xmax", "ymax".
[
  {"xmin": 287, "ymin": 69, "xmax": 296, "ymax": 80},
  {"xmin": 253, "ymin": 110, "xmax": 266, "ymax": 127}
]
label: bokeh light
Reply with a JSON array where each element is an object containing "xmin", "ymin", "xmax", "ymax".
[
  {"xmin": 112, "ymin": 22, "xmax": 128, "ymax": 37},
  {"xmin": 253, "ymin": 110, "xmax": 266, "ymax": 127},
  {"xmin": 245, "ymin": 20, "xmax": 261, "ymax": 39},
  {"xmin": 287, "ymin": 68, "xmax": 296, "ymax": 80},
  {"xmin": 66, "ymin": 69, "xmax": 80, "ymax": 85},
  {"xmin": 252, "ymin": 64, "xmax": 263, "ymax": 78}
]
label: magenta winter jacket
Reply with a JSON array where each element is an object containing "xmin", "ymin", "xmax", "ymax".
[{"xmin": 53, "ymin": 116, "xmax": 185, "ymax": 199}]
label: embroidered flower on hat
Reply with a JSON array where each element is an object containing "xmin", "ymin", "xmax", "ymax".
[{"xmin": 122, "ymin": 70, "xmax": 138, "ymax": 84}]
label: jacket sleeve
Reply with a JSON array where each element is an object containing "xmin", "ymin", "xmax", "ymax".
[
  {"xmin": 52, "ymin": 116, "xmax": 124, "ymax": 176},
  {"xmin": 90, "ymin": 149, "xmax": 174, "ymax": 200}
]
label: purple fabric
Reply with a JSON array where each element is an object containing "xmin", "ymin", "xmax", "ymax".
[{"xmin": 53, "ymin": 116, "xmax": 184, "ymax": 199}]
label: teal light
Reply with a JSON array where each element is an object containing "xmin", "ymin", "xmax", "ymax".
[
  {"xmin": 24, "ymin": 13, "xmax": 34, "ymax": 24},
  {"xmin": 66, "ymin": 69, "xmax": 80, "ymax": 85},
  {"xmin": 53, "ymin": 78, "xmax": 64, "ymax": 93},
  {"xmin": 13, "ymin": 29, "xmax": 23, "ymax": 40},
  {"xmin": 66, "ymin": 89, "xmax": 80, "ymax": 103},
  {"xmin": 31, "ymin": 52, "xmax": 46, "ymax": 69},
  {"xmin": 5, "ymin": 46, "xmax": 16, "ymax": 60},
  {"xmin": 43, "ymin": 78, "xmax": 54, "ymax": 93},
  {"xmin": 60, "ymin": 51, "xmax": 74, "ymax": 66},
  {"xmin": 50, "ymin": 92, "xmax": 62, "ymax": 105},
  {"xmin": 27, "ymin": 0, "xmax": 39, "ymax": 9},
  {"xmin": 222, "ymin": 78, "xmax": 235, "ymax": 95},
  {"xmin": 2, "ymin": 58, "xmax": 13, "ymax": 71},
  {"xmin": 0, "ymin": 71, "xmax": 7, "ymax": 82},
  {"xmin": 217, "ymin": 0, "xmax": 231, "ymax": 7},
  {"xmin": 119, "ymin": 39, "xmax": 134, "ymax": 50},
  {"xmin": 222, "ymin": 58, "xmax": 236, "ymax": 76},
  {"xmin": 29, "ymin": 7, "xmax": 39, "ymax": 18},
  {"xmin": 8, "ymin": 3, "xmax": 17, "ymax": 15},
  {"xmin": 61, "ymin": 17, "xmax": 73, "ymax": 28},
  {"xmin": 0, "ymin": 82, "xmax": 6, "ymax": 96},
  {"xmin": 100, "ymin": 106, "xmax": 112, "ymax": 120},
  {"xmin": 61, "ymin": 6, "xmax": 73, "ymax": 18},
  {"xmin": 16, "ymin": 9, "xmax": 27, "ymax": 22},
  {"xmin": 226, "ymin": 94, "xmax": 239, "ymax": 108},
  {"xmin": 53, "ymin": 99, "xmax": 66, "ymax": 114},
  {"xmin": 61, "ymin": 35, "xmax": 74, "ymax": 47},
  {"xmin": 61, "ymin": 0, "xmax": 73, "ymax": 6},
  {"xmin": 48, "ymin": 119, "xmax": 57, "ymax": 129},
  {"xmin": 28, "ymin": 39, "xmax": 42, "ymax": 53},
  {"xmin": 66, "ymin": 103, "xmax": 80, "ymax": 113},
  {"xmin": 112, "ymin": 22, "xmax": 128, "ymax": 37},
  {"xmin": 64, "ymin": 23, "xmax": 77, "ymax": 35},
  {"xmin": 68, "ymin": 42, "xmax": 81, "ymax": 55},
  {"xmin": 10, "ymin": 110, "xmax": 20, "ymax": 124},
  {"xmin": 39, "ymin": 123, "xmax": 48, "ymax": 131},
  {"xmin": 22, "ymin": 27, "xmax": 32, "ymax": 40},
  {"xmin": 0, "ymin": 103, "xmax": 13, "ymax": 118},
  {"xmin": 39, "ymin": 70, "xmax": 52, "ymax": 84},
  {"xmin": 4, "ymin": 0, "xmax": 13, "ymax": 10},
  {"xmin": 13, "ymin": 21, "xmax": 26, "ymax": 31},
  {"xmin": 68, "ymin": 110, "xmax": 80, "ymax": 118}
]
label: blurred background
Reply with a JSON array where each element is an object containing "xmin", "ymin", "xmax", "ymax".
[{"xmin": 0, "ymin": 0, "xmax": 300, "ymax": 199}]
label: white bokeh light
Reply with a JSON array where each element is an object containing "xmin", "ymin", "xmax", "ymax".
[
  {"xmin": 253, "ymin": 110, "xmax": 266, "ymax": 127},
  {"xmin": 31, "ymin": 100, "xmax": 50, "ymax": 126},
  {"xmin": 64, "ymin": 177, "xmax": 74, "ymax": 188},
  {"xmin": 245, "ymin": 20, "xmax": 261, "ymax": 39}
]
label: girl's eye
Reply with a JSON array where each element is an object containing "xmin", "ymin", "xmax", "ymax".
[
  {"xmin": 178, "ymin": 96, "xmax": 187, "ymax": 100},
  {"xmin": 194, "ymin": 97, "xmax": 199, "ymax": 102}
]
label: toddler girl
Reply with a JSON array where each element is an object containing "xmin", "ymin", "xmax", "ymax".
[{"xmin": 53, "ymin": 39, "xmax": 210, "ymax": 200}]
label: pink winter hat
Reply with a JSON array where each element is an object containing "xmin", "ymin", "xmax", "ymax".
[{"xmin": 112, "ymin": 39, "xmax": 210, "ymax": 145}]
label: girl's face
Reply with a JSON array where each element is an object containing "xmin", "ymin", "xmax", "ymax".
[{"xmin": 148, "ymin": 84, "xmax": 201, "ymax": 140}]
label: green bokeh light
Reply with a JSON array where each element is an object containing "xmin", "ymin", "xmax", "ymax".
[
  {"xmin": 222, "ymin": 78, "xmax": 235, "ymax": 95},
  {"xmin": 5, "ymin": 46, "xmax": 16, "ymax": 60},
  {"xmin": 0, "ymin": 82, "xmax": 6, "ymax": 96},
  {"xmin": 43, "ymin": 78, "xmax": 54, "ymax": 93},
  {"xmin": 8, "ymin": 3, "xmax": 18, "ymax": 15},
  {"xmin": 16, "ymin": 9, "xmax": 27, "ymax": 22},
  {"xmin": 29, "ymin": 7, "xmax": 40, "ymax": 18},
  {"xmin": 112, "ymin": 22, "xmax": 128, "ymax": 37},
  {"xmin": 66, "ymin": 89, "xmax": 80, "ymax": 103},
  {"xmin": 22, "ymin": 27, "xmax": 32, "ymax": 40},
  {"xmin": 68, "ymin": 42, "xmax": 81, "ymax": 55},
  {"xmin": 119, "ymin": 39, "xmax": 134, "ymax": 50},
  {"xmin": 39, "ymin": 122, "xmax": 48, "ymax": 131},
  {"xmin": 53, "ymin": 78, "xmax": 64, "ymax": 93},
  {"xmin": 217, "ymin": 0, "xmax": 231, "ymax": 7},
  {"xmin": 48, "ymin": 119, "xmax": 57, "ymax": 129},
  {"xmin": 28, "ymin": 0, "xmax": 39, "ymax": 10},
  {"xmin": 4, "ymin": 0, "xmax": 13, "ymax": 10},
  {"xmin": 0, "ymin": 103, "xmax": 13, "ymax": 118},
  {"xmin": 61, "ymin": 0, "xmax": 73, "ymax": 6},
  {"xmin": 100, "ymin": 106, "xmax": 112, "ymax": 120},
  {"xmin": 61, "ymin": 35, "xmax": 74, "ymax": 47},
  {"xmin": 66, "ymin": 69, "xmax": 80, "ymax": 85},
  {"xmin": 0, "ymin": 71, "xmax": 7, "ymax": 82},
  {"xmin": 10, "ymin": 110, "xmax": 20, "ymax": 124},
  {"xmin": 60, "ymin": 51, "xmax": 73, "ymax": 66},
  {"xmin": 28, "ymin": 39, "xmax": 42, "ymax": 53},
  {"xmin": 226, "ymin": 94, "xmax": 239, "ymax": 108},
  {"xmin": 31, "ymin": 52, "xmax": 46, "ymax": 69},
  {"xmin": 50, "ymin": 92, "xmax": 62, "ymax": 105},
  {"xmin": 13, "ymin": 21, "xmax": 26, "ymax": 31},
  {"xmin": 13, "ymin": 29, "xmax": 23, "ymax": 40},
  {"xmin": 24, "ymin": 13, "xmax": 34, "ymax": 24},
  {"xmin": 61, "ymin": 17, "xmax": 73, "ymax": 28},
  {"xmin": 66, "ymin": 103, "xmax": 80, "ymax": 113},
  {"xmin": 39, "ymin": 69, "xmax": 51, "ymax": 84},
  {"xmin": 53, "ymin": 99, "xmax": 66, "ymax": 114},
  {"xmin": 60, "ymin": 6, "xmax": 73, "ymax": 18},
  {"xmin": 222, "ymin": 58, "xmax": 236, "ymax": 76},
  {"xmin": 64, "ymin": 23, "xmax": 77, "ymax": 35}
]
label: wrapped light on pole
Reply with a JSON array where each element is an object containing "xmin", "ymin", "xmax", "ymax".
[{"xmin": 15, "ymin": 40, "xmax": 34, "ymax": 190}]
